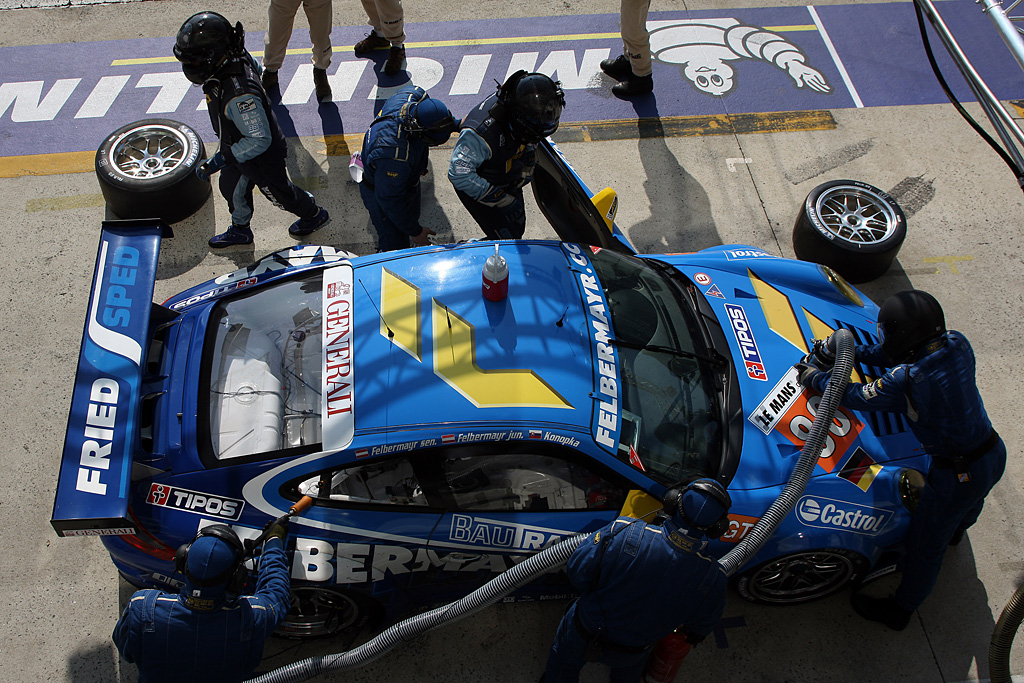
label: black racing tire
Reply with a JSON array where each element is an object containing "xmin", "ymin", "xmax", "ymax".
[
  {"xmin": 95, "ymin": 118, "xmax": 211, "ymax": 223},
  {"xmin": 735, "ymin": 548, "xmax": 868, "ymax": 605},
  {"xmin": 277, "ymin": 586, "xmax": 384, "ymax": 639},
  {"xmin": 792, "ymin": 180, "xmax": 906, "ymax": 283}
]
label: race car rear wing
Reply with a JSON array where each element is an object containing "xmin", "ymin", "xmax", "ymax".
[{"xmin": 50, "ymin": 219, "xmax": 170, "ymax": 537}]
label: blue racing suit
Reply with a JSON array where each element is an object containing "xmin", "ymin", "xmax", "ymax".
[
  {"xmin": 359, "ymin": 85, "xmax": 432, "ymax": 251},
  {"xmin": 807, "ymin": 331, "xmax": 1005, "ymax": 611},
  {"xmin": 112, "ymin": 537, "xmax": 291, "ymax": 683},
  {"xmin": 447, "ymin": 93, "xmax": 536, "ymax": 240},
  {"xmin": 204, "ymin": 53, "xmax": 318, "ymax": 227},
  {"xmin": 544, "ymin": 517, "xmax": 727, "ymax": 683}
]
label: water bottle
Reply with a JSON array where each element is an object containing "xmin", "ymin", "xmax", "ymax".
[{"xmin": 482, "ymin": 244, "xmax": 509, "ymax": 301}]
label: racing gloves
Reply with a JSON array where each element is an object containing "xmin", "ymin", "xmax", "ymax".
[
  {"xmin": 263, "ymin": 514, "xmax": 290, "ymax": 542},
  {"xmin": 196, "ymin": 152, "xmax": 227, "ymax": 182},
  {"xmin": 794, "ymin": 362, "xmax": 821, "ymax": 388}
]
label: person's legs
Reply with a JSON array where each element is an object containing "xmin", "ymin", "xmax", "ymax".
[
  {"xmin": 263, "ymin": 0, "xmax": 303, "ymax": 73},
  {"xmin": 543, "ymin": 606, "xmax": 587, "ymax": 683},
  {"xmin": 302, "ymin": 0, "xmax": 334, "ymax": 70},
  {"xmin": 360, "ymin": 182, "xmax": 410, "ymax": 251},
  {"xmin": 619, "ymin": 0, "xmax": 653, "ymax": 77},
  {"xmin": 454, "ymin": 189, "xmax": 524, "ymax": 240}
]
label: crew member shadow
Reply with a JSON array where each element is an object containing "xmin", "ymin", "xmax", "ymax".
[
  {"xmin": 618, "ymin": 96, "xmax": 719, "ymax": 255},
  {"xmin": 919, "ymin": 537, "xmax": 1002, "ymax": 680}
]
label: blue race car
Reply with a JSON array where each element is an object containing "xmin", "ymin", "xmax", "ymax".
[{"xmin": 52, "ymin": 139, "xmax": 926, "ymax": 637}]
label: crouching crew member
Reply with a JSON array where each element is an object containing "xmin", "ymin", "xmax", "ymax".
[
  {"xmin": 543, "ymin": 479, "xmax": 730, "ymax": 682},
  {"xmin": 448, "ymin": 71, "xmax": 564, "ymax": 240},
  {"xmin": 173, "ymin": 12, "xmax": 330, "ymax": 248},
  {"xmin": 796, "ymin": 290, "xmax": 1006, "ymax": 631},
  {"xmin": 357, "ymin": 85, "xmax": 458, "ymax": 251},
  {"xmin": 113, "ymin": 518, "xmax": 290, "ymax": 682}
]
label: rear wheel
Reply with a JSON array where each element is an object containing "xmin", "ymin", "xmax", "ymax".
[
  {"xmin": 792, "ymin": 180, "xmax": 906, "ymax": 283},
  {"xmin": 277, "ymin": 586, "xmax": 383, "ymax": 638},
  {"xmin": 95, "ymin": 118, "xmax": 211, "ymax": 223},
  {"xmin": 736, "ymin": 548, "xmax": 868, "ymax": 604}
]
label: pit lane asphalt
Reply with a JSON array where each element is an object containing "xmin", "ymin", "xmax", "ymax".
[{"xmin": 3, "ymin": 0, "xmax": 1024, "ymax": 681}]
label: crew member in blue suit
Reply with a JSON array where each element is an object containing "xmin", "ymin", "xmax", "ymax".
[
  {"xmin": 173, "ymin": 11, "xmax": 330, "ymax": 248},
  {"xmin": 543, "ymin": 479, "xmax": 730, "ymax": 682},
  {"xmin": 112, "ymin": 519, "xmax": 290, "ymax": 683},
  {"xmin": 357, "ymin": 86, "xmax": 458, "ymax": 251},
  {"xmin": 797, "ymin": 290, "xmax": 1006, "ymax": 631},
  {"xmin": 448, "ymin": 71, "xmax": 564, "ymax": 240}
]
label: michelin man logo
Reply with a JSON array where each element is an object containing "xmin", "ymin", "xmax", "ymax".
[{"xmin": 648, "ymin": 18, "xmax": 832, "ymax": 97}]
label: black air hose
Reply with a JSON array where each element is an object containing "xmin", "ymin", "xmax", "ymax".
[{"xmin": 989, "ymin": 580, "xmax": 1024, "ymax": 683}]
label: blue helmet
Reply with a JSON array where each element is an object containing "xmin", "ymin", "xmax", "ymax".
[
  {"xmin": 407, "ymin": 96, "xmax": 458, "ymax": 146},
  {"xmin": 174, "ymin": 525, "xmax": 246, "ymax": 606},
  {"xmin": 663, "ymin": 478, "xmax": 732, "ymax": 539}
]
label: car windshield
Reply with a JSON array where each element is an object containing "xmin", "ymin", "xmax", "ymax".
[
  {"xmin": 201, "ymin": 272, "xmax": 323, "ymax": 459},
  {"xmin": 589, "ymin": 249, "xmax": 721, "ymax": 485}
]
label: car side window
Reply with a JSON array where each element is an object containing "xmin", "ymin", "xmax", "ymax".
[
  {"xmin": 439, "ymin": 452, "xmax": 625, "ymax": 512},
  {"xmin": 299, "ymin": 458, "xmax": 428, "ymax": 506}
]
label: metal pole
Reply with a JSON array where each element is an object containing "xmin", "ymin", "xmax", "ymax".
[
  {"xmin": 976, "ymin": 0, "xmax": 1024, "ymax": 74},
  {"xmin": 913, "ymin": 0, "xmax": 1024, "ymax": 171}
]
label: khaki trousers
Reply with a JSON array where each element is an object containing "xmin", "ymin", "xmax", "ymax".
[
  {"xmin": 619, "ymin": 0, "xmax": 652, "ymax": 77},
  {"xmin": 263, "ymin": 0, "xmax": 333, "ymax": 72},
  {"xmin": 361, "ymin": 0, "xmax": 406, "ymax": 44}
]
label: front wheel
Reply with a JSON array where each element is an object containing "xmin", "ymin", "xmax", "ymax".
[
  {"xmin": 736, "ymin": 548, "xmax": 868, "ymax": 604},
  {"xmin": 277, "ymin": 586, "xmax": 383, "ymax": 638},
  {"xmin": 792, "ymin": 180, "xmax": 906, "ymax": 283}
]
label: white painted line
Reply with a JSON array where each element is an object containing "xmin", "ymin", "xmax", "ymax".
[{"xmin": 808, "ymin": 5, "xmax": 865, "ymax": 108}]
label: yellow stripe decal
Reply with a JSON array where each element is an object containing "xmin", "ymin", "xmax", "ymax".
[
  {"xmin": 432, "ymin": 298, "xmax": 572, "ymax": 409},
  {"xmin": 749, "ymin": 269, "xmax": 807, "ymax": 353},
  {"xmin": 380, "ymin": 269, "xmax": 422, "ymax": 362}
]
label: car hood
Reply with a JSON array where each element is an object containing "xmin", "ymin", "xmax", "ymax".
[{"xmin": 658, "ymin": 246, "xmax": 920, "ymax": 490}]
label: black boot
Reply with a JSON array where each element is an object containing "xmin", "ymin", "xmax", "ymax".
[
  {"xmin": 313, "ymin": 68, "xmax": 332, "ymax": 102},
  {"xmin": 600, "ymin": 54, "xmax": 632, "ymax": 81},
  {"xmin": 612, "ymin": 73, "xmax": 653, "ymax": 98},
  {"xmin": 851, "ymin": 595, "xmax": 912, "ymax": 631}
]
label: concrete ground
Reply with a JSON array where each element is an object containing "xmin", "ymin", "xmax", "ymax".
[{"xmin": 2, "ymin": 0, "xmax": 1024, "ymax": 681}]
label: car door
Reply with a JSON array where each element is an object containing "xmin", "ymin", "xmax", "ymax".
[{"xmin": 424, "ymin": 442, "xmax": 632, "ymax": 603}]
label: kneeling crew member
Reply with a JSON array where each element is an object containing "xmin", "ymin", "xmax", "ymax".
[
  {"xmin": 358, "ymin": 85, "xmax": 458, "ymax": 251},
  {"xmin": 448, "ymin": 71, "xmax": 564, "ymax": 240},
  {"xmin": 797, "ymin": 290, "xmax": 1006, "ymax": 631},
  {"xmin": 543, "ymin": 478, "xmax": 730, "ymax": 682},
  {"xmin": 112, "ymin": 518, "xmax": 290, "ymax": 682}
]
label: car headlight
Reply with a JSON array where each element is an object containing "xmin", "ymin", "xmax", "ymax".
[
  {"xmin": 820, "ymin": 266, "xmax": 864, "ymax": 307},
  {"xmin": 897, "ymin": 468, "xmax": 926, "ymax": 512}
]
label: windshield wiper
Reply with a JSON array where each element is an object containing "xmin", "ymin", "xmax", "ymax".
[{"xmin": 611, "ymin": 339, "xmax": 728, "ymax": 368}]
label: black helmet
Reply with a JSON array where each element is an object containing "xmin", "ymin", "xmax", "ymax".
[
  {"xmin": 504, "ymin": 72, "xmax": 565, "ymax": 143},
  {"xmin": 174, "ymin": 12, "xmax": 244, "ymax": 84},
  {"xmin": 406, "ymin": 96, "xmax": 458, "ymax": 146},
  {"xmin": 877, "ymin": 290, "xmax": 946, "ymax": 363}
]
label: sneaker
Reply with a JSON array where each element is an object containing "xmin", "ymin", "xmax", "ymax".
[
  {"xmin": 261, "ymin": 69, "xmax": 278, "ymax": 91},
  {"xmin": 354, "ymin": 30, "xmax": 390, "ymax": 54},
  {"xmin": 600, "ymin": 54, "xmax": 632, "ymax": 81},
  {"xmin": 384, "ymin": 45, "xmax": 406, "ymax": 76},
  {"xmin": 209, "ymin": 224, "xmax": 253, "ymax": 248},
  {"xmin": 612, "ymin": 73, "xmax": 654, "ymax": 98},
  {"xmin": 850, "ymin": 594, "xmax": 912, "ymax": 631},
  {"xmin": 313, "ymin": 67, "xmax": 332, "ymax": 101},
  {"xmin": 289, "ymin": 207, "xmax": 330, "ymax": 237}
]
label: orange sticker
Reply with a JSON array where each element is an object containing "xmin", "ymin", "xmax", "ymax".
[
  {"xmin": 778, "ymin": 393, "xmax": 863, "ymax": 473},
  {"xmin": 720, "ymin": 514, "xmax": 761, "ymax": 544}
]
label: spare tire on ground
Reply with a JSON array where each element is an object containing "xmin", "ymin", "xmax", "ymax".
[
  {"xmin": 792, "ymin": 180, "xmax": 906, "ymax": 283},
  {"xmin": 95, "ymin": 118, "xmax": 211, "ymax": 224}
]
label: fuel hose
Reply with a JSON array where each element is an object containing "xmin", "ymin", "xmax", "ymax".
[
  {"xmin": 989, "ymin": 579, "xmax": 1024, "ymax": 683},
  {"xmin": 249, "ymin": 330, "xmax": 856, "ymax": 682}
]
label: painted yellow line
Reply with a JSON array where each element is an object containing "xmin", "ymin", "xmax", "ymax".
[
  {"xmin": 27, "ymin": 194, "xmax": 106, "ymax": 211},
  {"xmin": 4, "ymin": 111, "xmax": 836, "ymax": 181},
  {"xmin": 111, "ymin": 26, "xmax": 816, "ymax": 66}
]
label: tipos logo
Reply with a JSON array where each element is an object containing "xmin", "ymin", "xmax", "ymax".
[{"xmin": 795, "ymin": 496, "xmax": 892, "ymax": 536}]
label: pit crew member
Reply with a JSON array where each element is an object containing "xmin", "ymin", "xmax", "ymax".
[
  {"xmin": 797, "ymin": 290, "xmax": 1006, "ymax": 631},
  {"xmin": 358, "ymin": 86, "xmax": 458, "ymax": 251},
  {"xmin": 112, "ymin": 519, "xmax": 290, "ymax": 682},
  {"xmin": 173, "ymin": 11, "xmax": 330, "ymax": 248},
  {"xmin": 543, "ymin": 479, "xmax": 730, "ymax": 682},
  {"xmin": 447, "ymin": 71, "xmax": 564, "ymax": 240}
]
